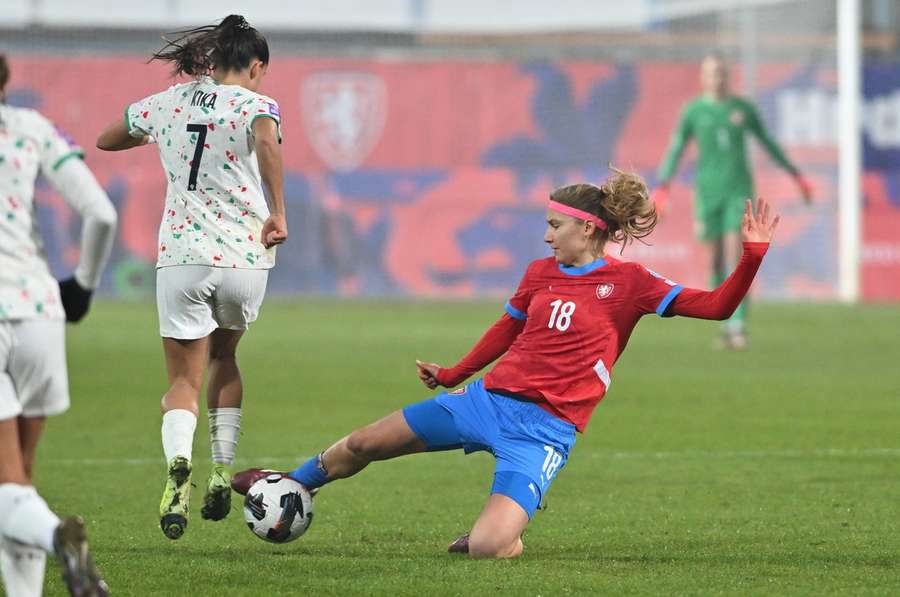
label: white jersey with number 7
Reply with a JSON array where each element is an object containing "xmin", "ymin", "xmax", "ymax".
[{"xmin": 126, "ymin": 75, "xmax": 282, "ymax": 270}]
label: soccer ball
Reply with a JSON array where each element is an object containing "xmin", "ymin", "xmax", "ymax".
[{"xmin": 243, "ymin": 474, "xmax": 314, "ymax": 543}]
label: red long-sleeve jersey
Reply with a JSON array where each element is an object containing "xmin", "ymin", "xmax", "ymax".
[{"xmin": 437, "ymin": 242, "xmax": 769, "ymax": 432}]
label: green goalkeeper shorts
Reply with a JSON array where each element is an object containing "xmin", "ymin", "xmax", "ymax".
[{"xmin": 694, "ymin": 194, "xmax": 752, "ymax": 241}]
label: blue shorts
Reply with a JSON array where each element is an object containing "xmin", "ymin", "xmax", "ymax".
[{"xmin": 402, "ymin": 379, "xmax": 576, "ymax": 518}]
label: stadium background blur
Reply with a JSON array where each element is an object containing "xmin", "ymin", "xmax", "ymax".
[
  {"xmin": 2, "ymin": 2, "xmax": 899, "ymax": 595},
  {"xmin": 4, "ymin": 0, "xmax": 900, "ymax": 303}
]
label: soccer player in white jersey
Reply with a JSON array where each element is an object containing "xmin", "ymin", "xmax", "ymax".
[
  {"xmin": 0, "ymin": 55, "xmax": 115, "ymax": 596},
  {"xmin": 97, "ymin": 15, "xmax": 287, "ymax": 540}
]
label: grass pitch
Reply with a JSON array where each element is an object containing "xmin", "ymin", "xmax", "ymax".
[{"xmin": 36, "ymin": 301, "xmax": 900, "ymax": 595}]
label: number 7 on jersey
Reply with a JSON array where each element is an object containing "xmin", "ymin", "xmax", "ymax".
[{"xmin": 186, "ymin": 123, "xmax": 208, "ymax": 191}]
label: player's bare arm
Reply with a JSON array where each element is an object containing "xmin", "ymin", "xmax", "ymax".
[
  {"xmin": 96, "ymin": 118, "xmax": 151, "ymax": 151},
  {"xmin": 254, "ymin": 116, "xmax": 287, "ymax": 248}
]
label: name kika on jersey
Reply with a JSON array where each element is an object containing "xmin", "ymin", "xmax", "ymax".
[{"xmin": 190, "ymin": 90, "xmax": 218, "ymax": 109}]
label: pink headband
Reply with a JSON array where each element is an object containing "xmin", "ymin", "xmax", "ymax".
[{"xmin": 547, "ymin": 200, "xmax": 608, "ymax": 231}]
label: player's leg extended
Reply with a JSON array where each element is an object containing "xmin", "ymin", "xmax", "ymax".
[
  {"xmin": 300, "ymin": 410, "xmax": 430, "ymax": 486},
  {"xmin": 233, "ymin": 399, "xmax": 457, "ymax": 495},
  {"xmin": 17, "ymin": 415, "xmax": 45, "ymax": 482},
  {"xmin": 202, "ymin": 328, "xmax": 245, "ymax": 521},
  {"xmin": 159, "ymin": 336, "xmax": 207, "ymax": 539}
]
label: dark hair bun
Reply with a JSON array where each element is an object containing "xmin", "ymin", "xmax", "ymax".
[{"xmin": 151, "ymin": 15, "xmax": 268, "ymax": 77}]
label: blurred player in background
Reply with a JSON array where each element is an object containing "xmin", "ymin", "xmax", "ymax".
[
  {"xmin": 97, "ymin": 15, "xmax": 287, "ymax": 540},
  {"xmin": 653, "ymin": 53, "xmax": 811, "ymax": 349},
  {"xmin": 0, "ymin": 54, "xmax": 115, "ymax": 596},
  {"xmin": 233, "ymin": 168, "xmax": 780, "ymax": 558}
]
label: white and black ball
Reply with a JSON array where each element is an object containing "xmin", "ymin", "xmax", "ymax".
[{"xmin": 243, "ymin": 474, "xmax": 314, "ymax": 543}]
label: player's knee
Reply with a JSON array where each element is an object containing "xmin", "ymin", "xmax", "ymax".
[
  {"xmin": 468, "ymin": 533, "xmax": 523, "ymax": 559},
  {"xmin": 207, "ymin": 353, "xmax": 238, "ymax": 374},
  {"xmin": 208, "ymin": 344, "xmax": 238, "ymax": 364},
  {"xmin": 344, "ymin": 428, "xmax": 381, "ymax": 461}
]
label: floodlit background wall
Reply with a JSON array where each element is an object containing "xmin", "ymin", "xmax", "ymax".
[{"xmin": 2, "ymin": 0, "xmax": 898, "ymax": 301}]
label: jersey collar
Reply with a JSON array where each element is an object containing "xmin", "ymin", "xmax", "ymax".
[{"xmin": 558, "ymin": 258, "xmax": 608, "ymax": 276}]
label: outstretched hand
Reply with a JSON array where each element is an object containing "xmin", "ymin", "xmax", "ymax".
[
  {"xmin": 741, "ymin": 198, "xmax": 780, "ymax": 244},
  {"xmin": 415, "ymin": 359, "xmax": 442, "ymax": 390}
]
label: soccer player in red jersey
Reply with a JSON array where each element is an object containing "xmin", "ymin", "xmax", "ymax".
[{"xmin": 234, "ymin": 168, "xmax": 779, "ymax": 559}]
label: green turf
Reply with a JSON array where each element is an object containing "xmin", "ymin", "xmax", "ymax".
[{"xmin": 35, "ymin": 301, "xmax": 900, "ymax": 595}]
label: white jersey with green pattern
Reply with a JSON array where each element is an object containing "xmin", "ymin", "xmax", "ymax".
[
  {"xmin": 126, "ymin": 76, "xmax": 282, "ymax": 270},
  {"xmin": 0, "ymin": 104, "xmax": 84, "ymax": 320}
]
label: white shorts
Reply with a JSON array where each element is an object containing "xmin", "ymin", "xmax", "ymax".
[
  {"xmin": 0, "ymin": 319, "xmax": 70, "ymax": 421},
  {"xmin": 156, "ymin": 266, "xmax": 269, "ymax": 340}
]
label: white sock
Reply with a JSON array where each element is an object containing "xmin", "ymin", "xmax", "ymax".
[
  {"xmin": 0, "ymin": 483, "xmax": 31, "ymax": 533},
  {"xmin": 0, "ymin": 485, "xmax": 59, "ymax": 553},
  {"xmin": 208, "ymin": 407, "xmax": 242, "ymax": 466},
  {"xmin": 1, "ymin": 538, "xmax": 46, "ymax": 597},
  {"xmin": 161, "ymin": 409, "xmax": 197, "ymax": 463}
]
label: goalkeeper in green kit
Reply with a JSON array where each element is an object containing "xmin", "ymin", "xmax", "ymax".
[{"xmin": 653, "ymin": 54, "xmax": 812, "ymax": 349}]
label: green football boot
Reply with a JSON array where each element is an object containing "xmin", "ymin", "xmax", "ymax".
[
  {"xmin": 159, "ymin": 456, "xmax": 192, "ymax": 540},
  {"xmin": 201, "ymin": 463, "xmax": 232, "ymax": 521}
]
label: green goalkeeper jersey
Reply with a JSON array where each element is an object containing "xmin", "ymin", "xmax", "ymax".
[{"xmin": 658, "ymin": 95, "xmax": 797, "ymax": 205}]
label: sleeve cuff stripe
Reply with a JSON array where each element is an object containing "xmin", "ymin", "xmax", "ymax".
[
  {"xmin": 249, "ymin": 113, "xmax": 283, "ymax": 141},
  {"xmin": 655, "ymin": 285, "xmax": 684, "ymax": 317},
  {"xmin": 51, "ymin": 150, "xmax": 85, "ymax": 172},
  {"xmin": 504, "ymin": 302, "xmax": 527, "ymax": 320}
]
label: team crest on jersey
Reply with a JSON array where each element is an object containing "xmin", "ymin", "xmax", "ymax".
[
  {"xmin": 302, "ymin": 72, "xmax": 387, "ymax": 171},
  {"xmin": 729, "ymin": 109, "xmax": 745, "ymax": 126},
  {"xmin": 595, "ymin": 283, "xmax": 614, "ymax": 299}
]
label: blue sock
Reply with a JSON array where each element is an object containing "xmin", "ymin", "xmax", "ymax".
[{"xmin": 288, "ymin": 454, "xmax": 329, "ymax": 489}]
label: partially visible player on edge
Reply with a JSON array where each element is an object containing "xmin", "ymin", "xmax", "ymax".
[
  {"xmin": 652, "ymin": 53, "xmax": 810, "ymax": 349},
  {"xmin": 0, "ymin": 54, "xmax": 115, "ymax": 596},
  {"xmin": 96, "ymin": 15, "xmax": 287, "ymax": 540},
  {"xmin": 232, "ymin": 168, "xmax": 780, "ymax": 559}
]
